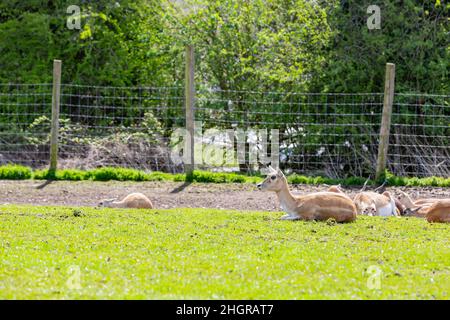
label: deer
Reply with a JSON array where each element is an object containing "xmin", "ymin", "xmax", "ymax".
[
  {"xmin": 353, "ymin": 191, "xmax": 399, "ymax": 216},
  {"xmin": 393, "ymin": 198, "xmax": 407, "ymax": 216},
  {"xmin": 425, "ymin": 199, "xmax": 450, "ymax": 223},
  {"xmin": 397, "ymin": 191, "xmax": 438, "ymax": 207},
  {"xmin": 327, "ymin": 184, "xmax": 345, "ymax": 194},
  {"xmin": 396, "ymin": 191, "xmax": 439, "ymax": 217},
  {"xmin": 98, "ymin": 192, "xmax": 153, "ymax": 209},
  {"xmin": 370, "ymin": 181, "xmax": 406, "ymax": 216},
  {"xmin": 256, "ymin": 166, "xmax": 356, "ymax": 222}
]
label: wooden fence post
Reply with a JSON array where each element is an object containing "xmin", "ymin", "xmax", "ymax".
[
  {"xmin": 185, "ymin": 45, "xmax": 195, "ymax": 175},
  {"xmin": 49, "ymin": 59, "xmax": 62, "ymax": 173},
  {"xmin": 375, "ymin": 63, "xmax": 395, "ymax": 180}
]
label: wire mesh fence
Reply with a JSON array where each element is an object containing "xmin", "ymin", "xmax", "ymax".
[
  {"xmin": 0, "ymin": 83, "xmax": 185, "ymax": 172},
  {"xmin": 58, "ymin": 84, "xmax": 184, "ymax": 172},
  {"xmin": 389, "ymin": 93, "xmax": 449, "ymax": 177},
  {"xmin": 195, "ymin": 89, "xmax": 385, "ymax": 177},
  {"xmin": 0, "ymin": 82, "xmax": 448, "ymax": 178},
  {"xmin": 0, "ymin": 83, "xmax": 52, "ymax": 167}
]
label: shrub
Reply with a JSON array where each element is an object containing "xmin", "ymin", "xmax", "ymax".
[
  {"xmin": 146, "ymin": 171, "xmax": 174, "ymax": 181},
  {"xmin": 88, "ymin": 167, "xmax": 148, "ymax": 181},
  {"xmin": 0, "ymin": 165, "xmax": 449, "ymax": 187},
  {"xmin": 34, "ymin": 169, "xmax": 88, "ymax": 181},
  {"xmin": 0, "ymin": 165, "xmax": 32, "ymax": 179}
]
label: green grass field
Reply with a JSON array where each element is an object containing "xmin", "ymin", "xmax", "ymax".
[{"xmin": 0, "ymin": 205, "xmax": 449, "ymax": 299}]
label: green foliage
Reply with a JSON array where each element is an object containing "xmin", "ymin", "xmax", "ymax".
[
  {"xmin": 318, "ymin": 0, "xmax": 449, "ymax": 94},
  {"xmin": 146, "ymin": 171, "xmax": 178, "ymax": 181},
  {"xmin": 88, "ymin": 167, "xmax": 149, "ymax": 181},
  {"xmin": 384, "ymin": 170, "xmax": 450, "ymax": 188},
  {"xmin": 1, "ymin": 165, "xmax": 449, "ymax": 187},
  {"xmin": 0, "ymin": 0, "xmax": 177, "ymax": 86},
  {"xmin": 0, "ymin": 205, "xmax": 449, "ymax": 299},
  {"xmin": 1, "ymin": 0, "xmax": 447, "ymax": 93},
  {"xmin": 287, "ymin": 174, "xmax": 373, "ymax": 186},
  {"xmin": 177, "ymin": 0, "xmax": 332, "ymax": 92},
  {"xmin": 0, "ymin": 1, "xmax": 448, "ymax": 177},
  {"xmin": 0, "ymin": 0, "xmax": 447, "ymax": 92},
  {"xmin": 31, "ymin": 168, "xmax": 177, "ymax": 182},
  {"xmin": 185, "ymin": 170, "xmax": 257, "ymax": 184},
  {"xmin": 0, "ymin": 164, "xmax": 32, "ymax": 179},
  {"xmin": 26, "ymin": 115, "xmax": 91, "ymax": 146},
  {"xmin": 33, "ymin": 168, "xmax": 87, "ymax": 180}
]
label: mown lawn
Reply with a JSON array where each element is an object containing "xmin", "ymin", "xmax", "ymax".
[{"xmin": 0, "ymin": 205, "xmax": 448, "ymax": 299}]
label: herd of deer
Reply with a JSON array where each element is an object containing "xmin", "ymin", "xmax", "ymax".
[
  {"xmin": 99, "ymin": 166, "xmax": 450, "ymax": 224},
  {"xmin": 257, "ymin": 166, "xmax": 450, "ymax": 223}
]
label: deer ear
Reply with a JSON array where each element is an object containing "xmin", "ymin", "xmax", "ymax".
[
  {"xmin": 276, "ymin": 168, "xmax": 284, "ymax": 177},
  {"xmin": 268, "ymin": 165, "xmax": 276, "ymax": 173}
]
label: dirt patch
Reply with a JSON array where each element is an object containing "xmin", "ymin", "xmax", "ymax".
[{"xmin": 0, "ymin": 180, "xmax": 449, "ymax": 212}]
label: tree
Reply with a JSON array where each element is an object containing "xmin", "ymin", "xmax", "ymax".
[
  {"xmin": 0, "ymin": 0, "xmax": 177, "ymax": 86},
  {"xmin": 317, "ymin": 0, "xmax": 449, "ymax": 94}
]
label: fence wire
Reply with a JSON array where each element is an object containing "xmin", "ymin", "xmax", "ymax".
[
  {"xmin": 0, "ymin": 83, "xmax": 448, "ymax": 178},
  {"xmin": 0, "ymin": 83, "xmax": 52, "ymax": 167},
  {"xmin": 0, "ymin": 83, "xmax": 185, "ymax": 172},
  {"xmin": 57, "ymin": 84, "xmax": 184, "ymax": 172},
  {"xmin": 196, "ymin": 89, "xmax": 384, "ymax": 178},
  {"xmin": 389, "ymin": 93, "xmax": 449, "ymax": 177}
]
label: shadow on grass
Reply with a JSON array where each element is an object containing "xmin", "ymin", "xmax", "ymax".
[
  {"xmin": 35, "ymin": 169, "xmax": 56, "ymax": 189},
  {"xmin": 170, "ymin": 181, "xmax": 192, "ymax": 193},
  {"xmin": 35, "ymin": 179, "xmax": 54, "ymax": 189}
]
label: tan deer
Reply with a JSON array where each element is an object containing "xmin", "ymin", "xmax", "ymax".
[
  {"xmin": 99, "ymin": 192, "xmax": 153, "ymax": 209},
  {"xmin": 327, "ymin": 185, "xmax": 345, "ymax": 194},
  {"xmin": 397, "ymin": 191, "xmax": 438, "ymax": 217},
  {"xmin": 397, "ymin": 191, "xmax": 438, "ymax": 207},
  {"xmin": 353, "ymin": 191, "xmax": 399, "ymax": 216},
  {"xmin": 426, "ymin": 199, "xmax": 450, "ymax": 223},
  {"xmin": 257, "ymin": 167, "xmax": 356, "ymax": 222}
]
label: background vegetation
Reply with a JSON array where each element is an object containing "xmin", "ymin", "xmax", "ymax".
[
  {"xmin": 1, "ymin": 164, "xmax": 450, "ymax": 187},
  {"xmin": 0, "ymin": 0, "xmax": 448, "ymax": 177},
  {"xmin": 0, "ymin": 0, "xmax": 447, "ymax": 93}
]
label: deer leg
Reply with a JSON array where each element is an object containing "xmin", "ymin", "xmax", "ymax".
[{"xmin": 280, "ymin": 214, "xmax": 302, "ymax": 221}]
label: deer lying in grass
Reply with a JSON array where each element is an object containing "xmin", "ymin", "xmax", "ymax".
[
  {"xmin": 257, "ymin": 167, "xmax": 356, "ymax": 222},
  {"xmin": 365, "ymin": 181, "xmax": 409, "ymax": 216},
  {"xmin": 353, "ymin": 191, "xmax": 399, "ymax": 216},
  {"xmin": 426, "ymin": 200, "xmax": 450, "ymax": 223},
  {"xmin": 396, "ymin": 191, "xmax": 438, "ymax": 217},
  {"xmin": 99, "ymin": 192, "xmax": 153, "ymax": 209}
]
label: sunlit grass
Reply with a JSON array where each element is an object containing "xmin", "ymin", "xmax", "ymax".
[{"xmin": 0, "ymin": 205, "xmax": 448, "ymax": 299}]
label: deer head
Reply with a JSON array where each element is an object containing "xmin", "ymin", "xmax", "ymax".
[
  {"xmin": 98, "ymin": 198, "xmax": 118, "ymax": 207},
  {"xmin": 257, "ymin": 166, "xmax": 287, "ymax": 192}
]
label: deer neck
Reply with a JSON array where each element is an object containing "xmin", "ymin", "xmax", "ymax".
[
  {"xmin": 110, "ymin": 201, "xmax": 126, "ymax": 208},
  {"xmin": 276, "ymin": 181, "xmax": 298, "ymax": 215},
  {"xmin": 401, "ymin": 194, "xmax": 415, "ymax": 209}
]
